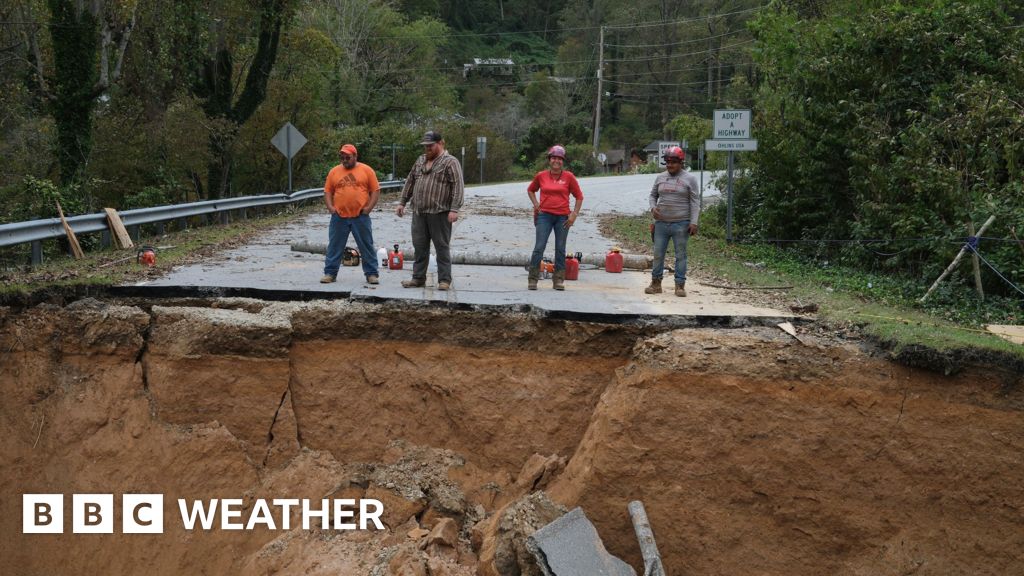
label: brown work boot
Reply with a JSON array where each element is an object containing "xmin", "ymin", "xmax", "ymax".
[
  {"xmin": 675, "ymin": 281, "xmax": 686, "ymax": 297},
  {"xmin": 527, "ymin": 267, "xmax": 539, "ymax": 290},
  {"xmin": 552, "ymin": 269, "xmax": 565, "ymax": 291},
  {"xmin": 320, "ymin": 274, "xmax": 336, "ymax": 284},
  {"xmin": 644, "ymin": 278, "xmax": 662, "ymax": 294},
  {"xmin": 401, "ymin": 278, "xmax": 425, "ymax": 288},
  {"xmin": 366, "ymin": 275, "xmax": 379, "ymax": 285},
  {"xmin": 437, "ymin": 281, "xmax": 450, "ymax": 291}
]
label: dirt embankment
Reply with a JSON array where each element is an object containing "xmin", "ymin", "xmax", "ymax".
[{"xmin": 1, "ymin": 299, "xmax": 1021, "ymax": 575}]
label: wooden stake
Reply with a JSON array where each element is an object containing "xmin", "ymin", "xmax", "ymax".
[
  {"xmin": 920, "ymin": 214, "xmax": 995, "ymax": 303},
  {"xmin": 968, "ymin": 221, "xmax": 984, "ymax": 300},
  {"xmin": 55, "ymin": 200, "xmax": 84, "ymax": 259}
]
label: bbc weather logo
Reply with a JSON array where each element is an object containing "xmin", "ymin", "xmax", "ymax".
[{"xmin": 23, "ymin": 494, "xmax": 164, "ymax": 534}]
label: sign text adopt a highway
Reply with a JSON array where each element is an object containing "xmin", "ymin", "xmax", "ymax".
[
  {"xmin": 707, "ymin": 109, "xmax": 756, "ymax": 151},
  {"xmin": 712, "ymin": 109, "xmax": 751, "ymax": 139}
]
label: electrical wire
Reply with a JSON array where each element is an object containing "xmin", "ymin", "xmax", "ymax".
[
  {"xmin": 605, "ymin": 40, "xmax": 755, "ymax": 63},
  {"xmin": 604, "ymin": 28, "xmax": 748, "ymax": 49},
  {"xmin": 966, "ymin": 243, "xmax": 1024, "ymax": 296}
]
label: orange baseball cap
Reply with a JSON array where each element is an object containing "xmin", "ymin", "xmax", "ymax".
[{"xmin": 339, "ymin": 144, "xmax": 358, "ymax": 156}]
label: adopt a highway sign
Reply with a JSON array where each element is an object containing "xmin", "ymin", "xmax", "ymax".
[
  {"xmin": 705, "ymin": 139, "xmax": 758, "ymax": 151},
  {"xmin": 713, "ymin": 109, "xmax": 751, "ymax": 139}
]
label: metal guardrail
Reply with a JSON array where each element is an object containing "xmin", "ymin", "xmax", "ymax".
[{"xmin": 0, "ymin": 180, "xmax": 404, "ymax": 264}]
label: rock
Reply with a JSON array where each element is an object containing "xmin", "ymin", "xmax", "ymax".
[
  {"xmin": 475, "ymin": 492, "xmax": 568, "ymax": 576},
  {"xmin": 367, "ymin": 485, "xmax": 427, "ymax": 530},
  {"xmin": 408, "ymin": 527, "xmax": 430, "ymax": 540},
  {"xmin": 514, "ymin": 453, "xmax": 566, "ymax": 492},
  {"xmin": 388, "ymin": 546, "xmax": 428, "ymax": 576},
  {"xmin": 424, "ymin": 517, "xmax": 459, "ymax": 549}
]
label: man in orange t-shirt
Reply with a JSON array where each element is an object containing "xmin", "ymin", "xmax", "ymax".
[{"xmin": 321, "ymin": 143, "xmax": 381, "ymax": 284}]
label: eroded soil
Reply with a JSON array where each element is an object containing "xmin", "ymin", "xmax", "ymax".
[{"xmin": 1, "ymin": 298, "xmax": 1021, "ymax": 575}]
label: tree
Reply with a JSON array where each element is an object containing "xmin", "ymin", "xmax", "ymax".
[
  {"xmin": 301, "ymin": 0, "xmax": 454, "ymax": 126},
  {"xmin": 19, "ymin": 0, "xmax": 138, "ymax": 185},
  {"xmin": 188, "ymin": 0, "xmax": 295, "ymax": 199}
]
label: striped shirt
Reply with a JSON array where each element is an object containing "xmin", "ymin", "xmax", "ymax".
[
  {"xmin": 399, "ymin": 151, "xmax": 465, "ymax": 214},
  {"xmin": 649, "ymin": 169, "xmax": 700, "ymax": 224}
]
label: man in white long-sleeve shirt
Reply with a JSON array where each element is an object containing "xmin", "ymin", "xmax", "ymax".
[{"xmin": 645, "ymin": 145, "xmax": 699, "ymax": 297}]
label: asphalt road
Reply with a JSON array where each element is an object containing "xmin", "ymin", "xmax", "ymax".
[{"xmin": 138, "ymin": 172, "xmax": 786, "ymax": 319}]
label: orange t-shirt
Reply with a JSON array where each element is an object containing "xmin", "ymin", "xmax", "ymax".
[{"xmin": 324, "ymin": 162, "xmax": 380, "ymax": 217}]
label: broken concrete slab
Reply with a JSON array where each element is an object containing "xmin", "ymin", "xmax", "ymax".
[{"xmin": 528, "ymin": 507, "xmax": 635, "ymax": 576}]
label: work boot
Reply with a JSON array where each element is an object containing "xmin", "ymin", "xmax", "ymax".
[
  {"xmin": 438, "ymin": 281, "xmax": 450, "ymax": 291},
  {"xmin": 401, "ymin": 278, "xmax": 425, "ymax": 288},
  {"xmin": 553, "ymin": 269, "xmax": 565, "ymax": 291},
  {"xmin": 320, "ymin": 274, "xmax": 336, "ymax": 284},
  {"xmin": 366, "ymin": 275, "xmax": 379, "ymax": 285},
  {"xmin": 675, "ymin": 281, "xmax": 687, "ymax": 297},
  {"xmin": 644, "ymin": 278, "xmax": 662, "ymax": 294},
  {"xmin": 527, "ymin": 267, "xmax": 539, "ymax": 290}
]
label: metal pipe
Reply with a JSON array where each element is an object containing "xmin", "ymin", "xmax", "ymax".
[
  {"xmin": 628, "ymin": 500, "xmax": 666, "ymax": 576},
  {"xmin": 290, "ymin": 242, "xmax": 653, "ymax": 270}
]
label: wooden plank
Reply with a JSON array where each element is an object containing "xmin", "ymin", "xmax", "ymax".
[
  {"xmin": 103, "ymin": 207, "xmax": 134, "ymax": 249},
  {"xmin": 55, "ymin": 200, "xmax": 84, "ymax": 259}
]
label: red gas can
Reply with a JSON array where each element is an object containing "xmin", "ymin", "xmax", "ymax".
[
  {"xmin": 565, "ymin": 253, "xmax": 580, "ymax": 280},
  {"xmin": 605, "ymin": 248, "xmax": 623, "ymax": 273},
  {"xmin": 388, "ymin": 244, "xmax": 404, "ymax": 270}
]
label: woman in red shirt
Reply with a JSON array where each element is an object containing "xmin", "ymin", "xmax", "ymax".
[{"xmin": 527, "ymin": 145, "xmax": 583, "ymax": 290}]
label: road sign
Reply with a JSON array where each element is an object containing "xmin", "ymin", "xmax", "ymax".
[
  {"xmin": 271, "ymin": 122, "xmax": 307, "ymax": 192},
  {"xmin": 597, "ymin": 152, "xmax": 607, "ymax": 164},
  {"xmin": 713, "ymin": 109, "xmax": 751, "ymax": 140},
  {"xmin": 476, "ymin": 136, "xmax": 487, "ymax": 159},
  {"xmin": 705, "ymin": 139, "xmax": 758, "ymax": 151},
  {"xmin": 271, "ymin": 122, "xmax": 306, "ymax": 159},
  {"xmin": 657, "ymin": 141, "xmax": 680, "ymax": 167}
]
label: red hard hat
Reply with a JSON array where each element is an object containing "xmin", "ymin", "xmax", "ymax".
[
  {"xmin": 547, "ymin": 145, "xmax": 566, "ymax": 160},
  {"xmin": 663, "ymin": 146, "xmax": 685, "ymax": 162}
]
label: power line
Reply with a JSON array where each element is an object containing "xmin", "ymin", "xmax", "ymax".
[
  {"xmin": 609, "ymin": 61, "xmax": 755, "ymax": 79},
  {"xmin": 605, "ymin": 40, "xmax": 755, "ymax": 63},
  {"xmin": 366, "ymin": 5, "xmax": 767, "ymax": 40},
  {"xmin": 606, "ymin": 76, "xmax": 746, "ymax": 88},
  {"xmin": 604, "ymin": 28, "xmax": 748, "ymax": 49},
  {"xmin": 602, "ymin": 6, "xmax": 766, "ymax": 30}
]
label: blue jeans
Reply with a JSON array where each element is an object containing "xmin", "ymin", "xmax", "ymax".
[
  {"xmin": 652, "ymin": 219, "xmax": 690, "ymax": 284},
  {"xmin": 324, "ymin": 213, "xmax": 379, "ymax": 278},
  {"xmin": 530, "ymin": 212, "xmax": 569, "ymax": 271}
]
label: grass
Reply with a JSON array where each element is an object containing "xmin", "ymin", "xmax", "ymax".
[
  {"xmin": 0, "ymin": 203, "xmax": 322, "ymax": 297},
  {"xmin": 604, "ymin": 214, "xmax": 1023, "ymax": 360}
]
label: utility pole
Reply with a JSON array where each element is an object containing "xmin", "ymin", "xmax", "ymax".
[
  {"xmin": 592, "ymin": 25, "xmax": 605, "ymax": 152},
  {"xmin": 380, "ymin": 144, "xmax": 404, "ymax": 179}
]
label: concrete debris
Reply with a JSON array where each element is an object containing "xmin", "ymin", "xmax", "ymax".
[{"xmin": 528, "ymin": 507, "xmax": 635, "ymax": 576}]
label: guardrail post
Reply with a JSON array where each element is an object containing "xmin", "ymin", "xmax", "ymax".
[
  {"xmin": 220, "ymin": 211, "xmax": 230, "ymax": 225},
  {"xmin": 177, "ymin": 217, "xmax": 187, "ymax": 231},
  {"xmin": 31, "ymin": 241, "xmax": 43, "ymax": 266},
  {"xmin": 129, "ymin": 225, "xmax": 140, "ymax": 243},
  {"xmin": 240, "ymin": 208, "xmax": 248, "ymax": 221},
  {"xmin": 156, "ymin": 222, "xmax": 165, "ymax": 236},
  {"xmin": 101, "ymin": 230, "xmax": 111, "ymax": 249}
]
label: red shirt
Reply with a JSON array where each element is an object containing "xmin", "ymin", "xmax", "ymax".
[{"xmin": 528, "ymin": 170, "xmax": 583, "ymax": 216}]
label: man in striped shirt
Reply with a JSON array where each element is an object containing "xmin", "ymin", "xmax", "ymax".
[{"xmin": 395, "ymin": 130, "xmax": 465, "ymax": 290}]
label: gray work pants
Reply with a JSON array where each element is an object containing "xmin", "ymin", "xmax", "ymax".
[{"xmin": 411, "ymin": 211, "xmax": 452, "ymax": 283}]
